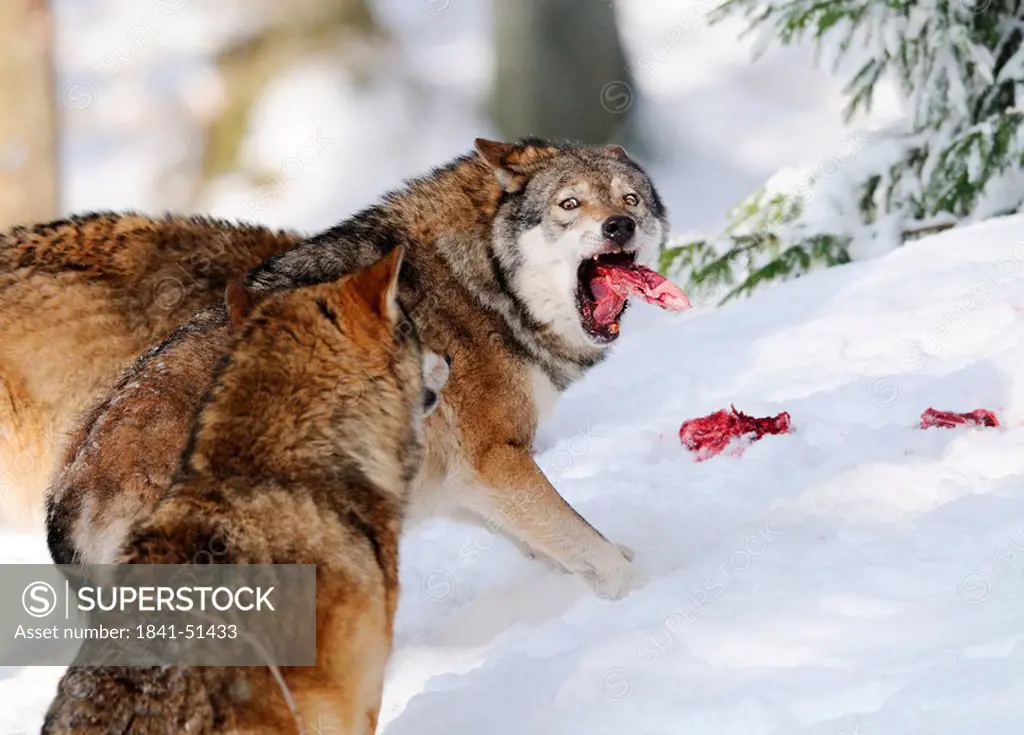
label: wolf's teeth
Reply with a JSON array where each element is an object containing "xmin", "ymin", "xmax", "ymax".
[{"xmin": 609, "ymin": 322, "xmax": 619, "ymax": 334}]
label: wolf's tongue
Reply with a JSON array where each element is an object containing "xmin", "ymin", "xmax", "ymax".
[{"xmin": 590, "ymin": 262, "xmax": 691, "ymax": 326}]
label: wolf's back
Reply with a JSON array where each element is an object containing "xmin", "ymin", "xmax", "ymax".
[{"xmin": 0, "ymin": 212, "xmax": 300, "ymax": 528}]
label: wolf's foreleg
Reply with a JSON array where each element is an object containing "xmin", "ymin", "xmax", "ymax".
[{"xmin": 468, "ymin": 443, "xmax": 635, "ymax": 599}]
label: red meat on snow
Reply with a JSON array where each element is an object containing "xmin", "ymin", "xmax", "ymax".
[
  {"xmin": 919, "ymin": 408, "xmax": 999, "ymax": 429},
  {"xmin": 679, "ymin": 406, "xmax": 792, "ymax": 461}
]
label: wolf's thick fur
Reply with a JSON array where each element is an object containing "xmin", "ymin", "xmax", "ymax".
[
  {"xmin": 45, "ymin": 306, "xmax": 234, "ymax": 565},
  {"xmin": 0, "ymin": 214, "xmax": 299, "ymax": 526},
  {"xmin": 42, "ymin": 248, "xmax": 446, "ymax": 735},
  {"xmin": 26, "ymin": 139, "xmax": 667, "ymax": 597}
]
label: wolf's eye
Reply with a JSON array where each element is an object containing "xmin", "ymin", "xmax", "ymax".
[
  {"xmin": 559, "ymin": 197, "xmax": 580, "ymax": 211},
  {"xmin": 623, "ymin": 193, "xmax": 640, "ymax": 207}
]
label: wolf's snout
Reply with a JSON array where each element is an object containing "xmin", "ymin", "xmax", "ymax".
[{"xmin": 602, "ymin": 215, "xmax": 636, "ymax": 246}]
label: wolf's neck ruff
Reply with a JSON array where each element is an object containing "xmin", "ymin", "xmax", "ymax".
[
  {"xmin": 187, "ymin": 265, "xmax": 421, "ymax": 499},
  {"xmin": 424, "ymin": 159, "xmax": 607, "ymax": 389}
]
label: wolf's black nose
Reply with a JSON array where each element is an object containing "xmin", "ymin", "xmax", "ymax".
[{"xmin": 602, "ymin": 215, "xmax": 636, "ymax": 245}]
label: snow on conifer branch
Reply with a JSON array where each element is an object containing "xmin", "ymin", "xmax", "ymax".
[{"xmin": 664, "ymin": 0, "xmax": 1024, "ymax": 304}]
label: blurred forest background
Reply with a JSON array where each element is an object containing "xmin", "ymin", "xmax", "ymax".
[{"xmin": 1, "ymin": 0, "xmax": 915, "ymax": 302}]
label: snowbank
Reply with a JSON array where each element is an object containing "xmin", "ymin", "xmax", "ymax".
[{"xmin": 379, "ymin": 214, "xmax": 1024, "ymax": 734}]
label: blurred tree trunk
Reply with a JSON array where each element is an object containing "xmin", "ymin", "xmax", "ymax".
[
  {"xmin": 0, "ymin": 0, "xmax": 58, "ymax": 229},
  {"xmin": 199, "ymin": 0, "xmax": 380, "ymax": 202},
  {"xmin": 491, "ymin": 0, "xmax": 633, "ymax": 145}
]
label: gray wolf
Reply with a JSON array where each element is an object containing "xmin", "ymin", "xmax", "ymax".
[{"xmin": 21, "ymin": 138, "xmax": 669, "ymax": 598}]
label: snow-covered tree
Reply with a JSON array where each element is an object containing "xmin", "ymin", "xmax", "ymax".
[{"xmin": 663, "ymin": 0, "xmax": 1024, "ymax": 303}]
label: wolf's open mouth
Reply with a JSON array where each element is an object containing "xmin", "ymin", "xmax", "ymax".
[{"xmin": 575, "ymin": 249, "xmax": 692, "ymax": 343}]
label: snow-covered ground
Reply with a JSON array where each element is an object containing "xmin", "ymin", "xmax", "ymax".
[
  {"xmin": 379, "ymin": 215, "xmax": 1024, "ymax": 734},
  {"xmin": 6, "ymin": 213, "xmax": 1023, "ymax": 732}
]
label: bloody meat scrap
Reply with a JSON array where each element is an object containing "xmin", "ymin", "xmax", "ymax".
[
  {"xmin": 588, "ymin": 262, "xmax": 691, "ymax": 328},
  {"xmin": 679, "ymin": 406, "xmax": 792, "ymax": 460},
  {"xmin": 919, "ymin": 408, "xmax": 999, "ymax": 429}
]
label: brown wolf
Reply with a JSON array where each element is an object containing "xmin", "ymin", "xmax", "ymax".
[
  {"xmin": 0, "ymin": 214, "xmax": 300, "ymax": 527},
  {"xmin": 20, "ymin": 138, "xmax": 671, "ymax": 598},
  {"xmin": 42, "ymin": 247, "xmax": 451, "ymax": 735}
]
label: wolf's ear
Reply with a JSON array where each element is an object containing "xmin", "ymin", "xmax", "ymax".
[
  {"xmin": 225, "ymin": 280, "xmax": 259, "ymax": 329},
  {"xmin": 602, "ymin": 144, "xmax": 630, "ymax": 161},
  {"xmin": 475, "ymin": 138, "xmax": 528, "ymax": 193},
  {"xmin": 342, "ymin": 246, "xmax": 404, "ymax": 324}
]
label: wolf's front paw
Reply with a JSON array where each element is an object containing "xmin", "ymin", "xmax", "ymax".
[{"xmin": 582, "ymin": 543, "xmax": 636, "ymax": 600}]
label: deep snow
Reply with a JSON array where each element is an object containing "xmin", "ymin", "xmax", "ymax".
[{"xmin": 5, "ymin": 215, "xmax": 1024, "ymax": 733}]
